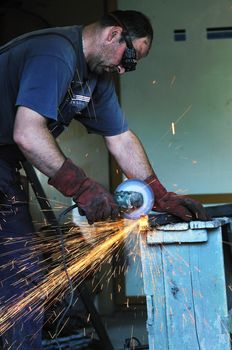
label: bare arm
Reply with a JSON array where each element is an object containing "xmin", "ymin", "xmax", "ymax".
[
  {"xmin": 105, "ymin": 129, "xmax": 154, "ymax": 179},
  {"xmin": 13, "ymin": 106, "xmax": 65, "ymax": 177}
]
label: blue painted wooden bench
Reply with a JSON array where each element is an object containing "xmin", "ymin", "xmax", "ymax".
[{"xmin": 140, "ymin": 218, "xmax": 232, "ymax": 350}]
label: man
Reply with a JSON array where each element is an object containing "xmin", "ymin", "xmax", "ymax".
[{"xmin": 0, "ymin": 10, "xmax": 208, "ymax": 350}]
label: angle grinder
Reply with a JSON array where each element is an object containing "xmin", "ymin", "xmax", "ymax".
[{"xmin": 114, "ymin": 179, "xmax": 154, "ymax": 219}]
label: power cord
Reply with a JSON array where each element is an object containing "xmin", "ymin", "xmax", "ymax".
[{"xmin": 54, "ymin": 203, "xmax": 78, "ymax": 350}]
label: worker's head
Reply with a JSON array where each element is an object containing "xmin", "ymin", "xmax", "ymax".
[{"xmin": 84, "ymin": 10, "xmax": 153, "ymax": 75}]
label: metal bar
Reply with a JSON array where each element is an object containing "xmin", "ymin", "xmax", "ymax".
[
  {"xmin": 205, "ymin": 203, "xmax": 232, "ymax": 217},
  {"xmin": 22, "ymin": 161, "xmax": 58, "ymax": 226},
  {"xmin": 78, "ymin": 283, "xmax": 114, "ymax": 350},
  {"xmin": 149, "ymin": 203, "xmax": 232, "ymax": 227}
]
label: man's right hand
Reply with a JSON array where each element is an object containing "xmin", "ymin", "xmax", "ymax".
[
  {"xmin": 48, "ymin": 158, "xmax": 119, "ymax": 224},
  {"xmin": 73, "ymin": 177, "xmax": 119, "ymax": 224}
]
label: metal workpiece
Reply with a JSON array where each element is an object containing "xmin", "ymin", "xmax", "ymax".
[
  {"xmin": 148, "ymin": 203, "xmax": 232, "ymax": 228},
  {"xmin": 139, "ymin": 219, "xmax": 231, "ymax": 350},
  {"xmin": 146, "ymin": 218, "xmax": 232, "ymax": 244}
]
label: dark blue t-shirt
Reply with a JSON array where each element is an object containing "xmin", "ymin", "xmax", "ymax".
[{"xmin": 0, "ymin": 26, "xmax": 128, "ymax": 146}]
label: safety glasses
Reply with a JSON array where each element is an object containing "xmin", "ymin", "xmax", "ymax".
[
  {"xmin": 120, "ymin": 32, "xmax": 137, "ymax": 72},
  {"xmin": 109, "ymin": 13, "xmax": 137, "ymax": 72}
]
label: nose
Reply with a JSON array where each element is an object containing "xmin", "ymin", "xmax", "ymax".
[{"xmin": 117, "ymin": 65, "xmax": 126, "ymax": 75}]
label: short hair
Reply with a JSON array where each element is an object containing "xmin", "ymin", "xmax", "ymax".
[{"xmin": 99, "ymin": 10, "xmax": 153, "ymax": 44}]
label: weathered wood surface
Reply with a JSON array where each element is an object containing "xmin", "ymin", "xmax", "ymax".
[{"xmin": 140, "ymin": 221, "xmax": 231, "ymax": 350}]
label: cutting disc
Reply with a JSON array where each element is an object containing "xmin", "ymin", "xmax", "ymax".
[{"xmin": 115, "ymin": 179, "xmax": 154, "ymax": 219}]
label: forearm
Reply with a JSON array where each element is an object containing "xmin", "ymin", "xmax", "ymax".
[
  {"xmin": 13, "ymin": 107, "xmax": 119, "ymax": 224},
  {"xmin": 14, "ymin": 106, "xmax": 65, "ymax": 177},
  {"xmin": 105, "ymin": 130, "xmax": 154, "ymax": 179},
  {"xmin": 106, "ymin": 130, "xmax": 209, "ymax": 222}
]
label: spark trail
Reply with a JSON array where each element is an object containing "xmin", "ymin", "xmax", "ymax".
[{"xmin": 0, "ymin": 217, "xmax": 148, "ymax": 335}]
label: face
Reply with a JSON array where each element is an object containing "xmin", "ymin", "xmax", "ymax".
[{"xmin": 88, "ymin": 36, "xmax": 151, "ymax": 75}]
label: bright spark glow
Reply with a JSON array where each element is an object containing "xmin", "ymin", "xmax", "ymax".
[
  {"xmin": 171, "ymin": 122, "xmax": 175, "ymax": 135},
  {"xmin": 0, "ymin": 217, "xmax": 147, "ymax": 335}
]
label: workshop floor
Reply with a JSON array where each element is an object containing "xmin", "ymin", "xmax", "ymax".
[
  {"xmin": 41, "ymin": 307, "xmax": 148, "ymax": 350},
  {"xmin": 102, "ymin": 308, "xmax": 148, "ymax": 350}
]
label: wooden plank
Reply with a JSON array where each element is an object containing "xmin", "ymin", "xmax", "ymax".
[
  {"xmin": 147, "ymin": 229, "xmax": 208, "ymax": 244},
  {"xmin": 188, "ymin": 227, "xmax": 230, "ymax": 349},
  {"xmin": 139, "ymin": 233, "xmax": 168, "ymax": 350},
  {"xmin": 162, "ymin": 243, "xmax": 202, "ymax": 349}
]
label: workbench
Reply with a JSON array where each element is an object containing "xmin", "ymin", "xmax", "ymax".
[{"xmin": 140, "ymin": 218, "xmax": 232, "ymax": 350}]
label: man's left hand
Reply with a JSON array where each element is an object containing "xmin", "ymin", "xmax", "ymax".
[
  {"xmin": 153, "ymin": 191, "xmax": 210, "ymax": 221},
  {"xmin": 145, "ymin": 174, "xmax": 210, "ymax": 222}
]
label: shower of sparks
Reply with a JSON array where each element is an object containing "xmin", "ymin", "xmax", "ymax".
[
  {"xmin": 2, "ymin": 212, "xmax": 230, "ymax": 342},
  {"xmin": 0, "ymin": 216, "xmax": 148, "ymax": 335}
]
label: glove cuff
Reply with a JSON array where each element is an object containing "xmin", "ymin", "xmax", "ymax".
[
  {"xmin": 145, "ymin": 174, "xmax": 167, "ymax": 199},
  {"xmin": 48, "ymin": 158, "xmax": 87, "ymax": 197}
]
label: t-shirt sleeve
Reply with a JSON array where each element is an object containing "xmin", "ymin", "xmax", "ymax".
[
  {"xmin": 16, "ymin": 55, "xmax": 73, "ymax": 120},
  {"xmin": 77, "ymin": 75, "xmax": 129, "ymax": 136}
]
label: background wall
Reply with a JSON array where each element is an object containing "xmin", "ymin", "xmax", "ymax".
[
  {"xmin": 117, "ymin": 0, "xmax": 232, "ymax": 296},
  {"xmin": 0, "ymin": 0, "xmax": 109, "ymax": 224},
  {"xmin": 118, "ymin": 0, "xmax": 232, "ymax": 198},
  {"xmin": 0, "ymin": 0, "xmax": 106, "ymax": 43}
]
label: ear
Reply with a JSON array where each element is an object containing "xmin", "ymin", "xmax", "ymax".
[{"xmin": 106, "ymin": 26, "xmax": 123, "ymax": 43}]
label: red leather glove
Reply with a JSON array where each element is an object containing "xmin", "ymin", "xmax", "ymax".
[
  {"xmin": 145, "ymin": 174, "xmax": 210, "ymax": 221},
  {"xmin": 48, "ymin": 158, "xmax": 119, "ymax": 224}
]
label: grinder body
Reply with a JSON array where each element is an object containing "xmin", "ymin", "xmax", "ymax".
[{"xmin": 114, "ymin": 179, "xmax": 154, "ymax": 219}]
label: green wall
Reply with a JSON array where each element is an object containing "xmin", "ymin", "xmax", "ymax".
[{"xmin": 118, "ymin": 0, "xmax": 232, "ymax": 195}]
